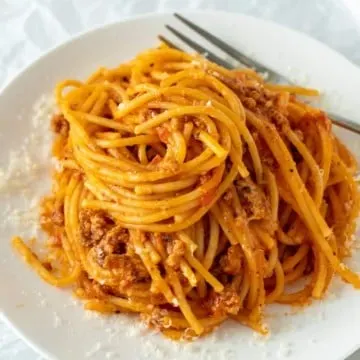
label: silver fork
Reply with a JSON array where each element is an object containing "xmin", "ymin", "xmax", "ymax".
[{"xmin": 160, "ymin": 13, "xmax": 360, "ymax": 136}]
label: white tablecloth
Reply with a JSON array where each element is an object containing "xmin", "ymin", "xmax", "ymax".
[{"xmin": 1, "ymin": 0, "xmax": 360, "ymax": 359}]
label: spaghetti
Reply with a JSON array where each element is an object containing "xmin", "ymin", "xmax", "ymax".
[{"xmin": 12, "ymin": 44, "xmax": 360, "ymax": 340}]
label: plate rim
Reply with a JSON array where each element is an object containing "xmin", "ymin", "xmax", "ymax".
[{"xmin": 0, "ymin": 10, "xmax": 359, "ymax": 360}]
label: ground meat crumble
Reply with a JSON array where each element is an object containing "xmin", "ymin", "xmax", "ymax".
[
  {"xmin": 51, "ymin": 113, "xmax": 69, "ymax": 137},
  {"xmin": 79, "ymin": 209, "xmax": 114, "ymax": 247},
  {"xmin": 208, "ymin": 286, "xmax": 241, "ymax": 316},
  {"xmin": 219, "ymin": 245, "xmax": 243, "ymax": 275}
]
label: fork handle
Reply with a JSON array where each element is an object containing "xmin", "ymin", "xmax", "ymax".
[{"xmin": 328, "ymin": 112, "xmax": 360, "ymax": 135}]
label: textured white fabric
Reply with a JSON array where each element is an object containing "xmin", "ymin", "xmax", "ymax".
[{"xmin": 1, "ymin": 0, "xmax": 360, "ymax": 359}]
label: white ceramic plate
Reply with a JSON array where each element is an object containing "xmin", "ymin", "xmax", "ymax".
[{"xmin": 0, "ymin": 11, "xmax": 360, "ymax": 360}]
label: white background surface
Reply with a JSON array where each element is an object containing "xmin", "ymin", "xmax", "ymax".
[{"xmin": 1, "ymin": 0, "xmax": 360, "ymax": 359}]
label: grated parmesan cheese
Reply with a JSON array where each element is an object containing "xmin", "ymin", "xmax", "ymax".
[
  {"xmin": 276, "ymin": 342, "xmax": 292, "ymax": 358},
  {"xmin": 0, "ymin": 94, "xmax": 56, "ymax": 239},
  {"xmin": 85, "ymin": 342, "xmax": 102, "ymax": 358},
  {"xmin": 105, "ymin": 351, "xmax": 115, "ymax": 359},
  {"xmin": 53, "ymin": 312, "xmax": 63, "ymax": 328}
]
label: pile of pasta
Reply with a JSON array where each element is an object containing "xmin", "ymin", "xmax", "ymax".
[{"xmin": 13, "ymin": 44, "xmax": 360, "ymax": 340}]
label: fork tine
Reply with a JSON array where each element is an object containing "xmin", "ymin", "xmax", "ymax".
[
  {"xmin": 158, "ymin": 35, "xmax": 182, "ymax": 51},
  {"xmin": 165, "ymin": 25, "xmax": 233, "ymax": 69},
  {"xmin": 328, "ymin": 112, "xmax": 360, "ymax": 135},
  {"xmin": 174, "ymin": 13, "xmax": 283, "ymax": 77}
]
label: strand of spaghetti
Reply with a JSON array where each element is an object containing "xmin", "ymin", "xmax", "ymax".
[
  {"xmin": 76, "ymin": 148, "xmax": 173, "ymax": 182},
  {"xmin": 67, "ymin": 182, "xmax": 111, "ymax": 284},
  {"xmin": 264, "ymin": 83, "xmax": 319, "ymax": 96},
  {"xmin": 124, "ymin": 283, "xmax": 152, "ymax": 297},
  {"xmin": 336, "ymin": 138, "xmax": 358, "ymax": 173},
  {"xmin": 232, "ymin": 312, "xmax": 268, "ymax": 334},
  {"xmin": 171, "ymin": 130, "xmax": 187, "ymax": 164},
  {"xmin": 195, "ymin": 220, "xmax": 205, "ymax": 262},
  {"xmin": 100, "ymin": 63, "xmax": 132, "ymax": 81},
  {"xmin": 91, "ymin": 91, "xmax": 108, "ymax": 115},
  {"xmin": 198, "ymin": 131, "xmax": 228, "ymax": 158},
  {"xmin": 203, "ymin": 214, "xmax": 220, "ymax": 270},
  {"xmin": 249, "ymin": 249, "xmax": 266, "ymax": 321},
  {"xmin": 183, "ymin": 122, "xmax": 194, "ymax": 144},
  {"xmin": 167, "ymin": 268, "xmax": 204, "ymax": 335},
  {"xmin": 60, "ymin": 159, "xmax": 80, "ymax": 170},
  {"xmin": 144, "ymin": 241, "xmax": 162, "ymax": 264},
  {"xmin": 177, "ymin": 231, "xmax": 198, "ymax": 253},
  {"xmin": 81, "ymin": 197, "xmax": 154, "ymax": 215},
  {"xmin": 73, "ymin": 111, "xmax": 134, "ymax": 132},
  {"xmin": 188, "ymin": 153, "xmax": 230, "ymax": 175},
  {"xmin": 264, "ymin": 246, "xmax": 278, "ymax": 278},
  {"xmin": 286, "ymin": 128, "xmax": 323, "ymax": 206},
  {"xmin": 277, "ymin": 282, "xmax": 313, "ymax": 304},
  {"xmin": 179, "ymin": 259, "xmax": 198, "ymax": 287},
  {"xmin": 265, "ymin": 261, "xmax": 285, "ymax": 303},
  {"xmin": 128, "ymin": 85, "xmax": 235, "ymax": 126},
  {"xmin": 62, "ymin": 175, "xmax": 84, "ymax": 265},
  {"xmin": 105, "ymin": 82, "xmax": 129, "ymax": 102},
  {"xmin": 131, "ymin": 230, "xmax": 175, "ymax": 304},
  {"xmin": 55, "ymin": 79, "xmax": 83, "ymax": 101},
  {"xmin": 185, "ymin": 252, "xmax": 224, "ymax": 292},
  {"xmin": 286, "ymin": 220, "xmax": 306, "ymax": 244},
  {"xmin": 210, "ymin": 204, "xmax": 237, "ymax": 245},
  {"xmin": 332, "ymin": 152, "xmax": 360, "ymax": 211},
  {"xmin": 229, "ymin": 148, "xmax": 249, "ymax": 178},
  {"xmin": 84, "ymin": 175, "xmax": 164, "ymax": 202},
  {"xmin": 61, "ymin": 107, "xmax": 92, "ymax": 145},
  {"xmin": 264, "ymin": 167, "xmax": 279, "ymax": 222},
  {"xmin": 80, "ymin": 86, "xmax": 103, "ymax": 112},
  {"xmin": 252, "ymin": 227, "xmax": 275, "ymax": 250},
  {"xmin": 134, "ymin": 177, "xmax": 198, "ymax": 195},
  {"xmin": 162, "ymin": 314, "xmax": 226, "ymax": 330},
  {"xmin": 85, "ymin": 67, "xmax": 105, "ymax": 83},
  {"xmin": 11, "ymin": 237, "xmax": 79, "ymax": 286},
  {"xmin": 318, "ymin": 125, "xmax": 333, "ymax": 186},
  {"xmin": 194, "ymin": 220, "xmax": 206, "ymax": 298},
  {"xmin": 282, "ymin": 244, "xmax": 310, "ymax": 272},
  {"xmin": 228, "ymin": 185, "xmax": 242, "ymax": 216},
  {"xmin": 276, "ymin": 228, "xmax": 302, "ymax": 246},
  {"xmin": 107, "ymin": 296, "xmax": 152, "ymax": 313},
  {"xmin": 108, "ymin": 99, "xmax": 118, "ymax": 117},
  {"xmin": 238, "ymin": 270, "xmax": 250, "ymax": 306},
  {"xmin": 284, "ymin": 256, "xmax": 308, "ymax": 284},
  {"xmin": 94, "ymin": 134, "xmax": 159, "ymax": 148},
  {"xmin": 138, "ymin": 144, "xmax": 148, "ymax": 164},
  {"xmin": 83, "ymin": 199, "xmax": 199, "ymax": 224},
  {"xmin": 84, "ymin": 300, "xmax": 118, "ymax": 313},
  {"xmin": 178, "ymin": 80, "xmax": 228, "ymax": 106},
  {"xmin": 312, "ymin": 246, "xmax": 328, "ymax": 298}
]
